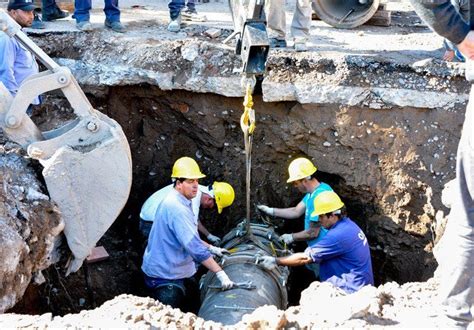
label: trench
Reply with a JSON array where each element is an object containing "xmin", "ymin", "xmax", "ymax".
[{"xmin": 8, "ymin": 82, "xmax": 450, "ymax": 320}]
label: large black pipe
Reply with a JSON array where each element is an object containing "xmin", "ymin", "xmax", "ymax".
[{"xmin": 198, "ymin": 222, "xmax": 290, "ymax": 325}]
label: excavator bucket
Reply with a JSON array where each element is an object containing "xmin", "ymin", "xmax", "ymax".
[
  {"xmin": 1, "ymin": 81, "xmax": 132, "ymax": 274},
  {"xmin": 36, "ymin": 113, "xmax": 132, "ymax": 274},
  {"xmin": 0, "ymin": 11, "xmax": 132, "ymax": 274}
]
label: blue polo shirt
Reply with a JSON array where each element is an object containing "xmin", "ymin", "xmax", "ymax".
[
  {"xmin": 305, "ymin": 217, "xmax": 374, "ymax": 293},
  {"xmin": 142, "ymin": 189, "xmax": 211, "ymax": 280},
  {"xmin": 302, "ymin": 182, "xmax": 333, "ymax": 246},
  {"xmin": 0, "ymin": 32, "xmax": 40, "ymax": 104}
]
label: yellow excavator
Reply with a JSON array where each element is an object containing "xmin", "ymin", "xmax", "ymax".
[{"xmin": 0, "ymin": 10, "xmax": 133, "ymax": 275}]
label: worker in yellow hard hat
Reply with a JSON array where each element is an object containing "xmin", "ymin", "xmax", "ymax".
[
  {"xmin": 142, "ymin": 157, "xmax": 235, "ymax": 312},
  {"xmin": 257, "ymin": 157, "xmax": 334, "ymax": 278},
  {"xmin": 256, "ymin": 191, "xmax": 374, "ymax": 294},
  {"xmin": 140, "ymin": 177, "xmax": 235, "ymax": 245}
]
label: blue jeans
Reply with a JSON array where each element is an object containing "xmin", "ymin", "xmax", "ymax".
[
  {"xmin": 74, "ymin": 0, "xmax": 120, "ymax": 23},
  {"xmin": 144, "ymin": 274, "xmax": 199, "ymax": 312},
  {"xmin": 41, "ymin": 0, "xmax": 59, "ymax": 16},
  {"xmin": 436, "ymin": 80, "xmax": 474, "ymax": 324},
  {"xmin": 168, "ymin": 0, "xmax": 196, "ymax": 20}
]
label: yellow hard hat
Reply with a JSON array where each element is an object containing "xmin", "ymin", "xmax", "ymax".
[
  {"xmin": 213, "ymin": 181, "xmax": 235, "ymax": 214},
  {"xmin": 287, "ymin": 157, "xmax": 317, "ymax": 183},
  {"xmin": 311, "ymin": 191, "xmax": 344, "ymax": 216},
  {"xmin": 171, "ymin": 157, "xmax": 206, "ymax": 179}
]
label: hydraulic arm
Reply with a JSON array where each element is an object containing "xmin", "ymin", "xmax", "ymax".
[{"xmin": 0, "ymin": 10, "xmax": 132, "ymax": 274}]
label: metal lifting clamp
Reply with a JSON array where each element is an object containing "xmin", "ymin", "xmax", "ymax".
[
  {"xmin": 227, "ymin": 0, "xmax": 269, "ymax": 76},
  {"xmin": 0, "ymin": 10, "xmax": 132, "ymax": 274}
]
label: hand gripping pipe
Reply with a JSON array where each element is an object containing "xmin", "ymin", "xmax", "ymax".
[{"xmin": 198, "ymin": 222, "xmax": 290, "ymax": 325}]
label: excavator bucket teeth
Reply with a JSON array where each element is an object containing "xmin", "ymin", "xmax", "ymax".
[{"xmin": 28, "ymin": 111, "xmax": 132, "ymax": 274}]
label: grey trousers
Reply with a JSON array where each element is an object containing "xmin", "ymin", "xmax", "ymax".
[
  {"xmin": 266, "ymin": 0, "xmax": 312, "ymax": 42},
  {"xmin": 436, "ymin": 85, "xmax": 474, "ymax": 323}
]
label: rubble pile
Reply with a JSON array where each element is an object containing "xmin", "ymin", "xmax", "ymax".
[
  {"xmin": 1, "ymin": 278, "xmax": 460, "ymax": 328},
  {"xmin": 0, "ymin": 143, "xmax": 63, "ymax": 313}
]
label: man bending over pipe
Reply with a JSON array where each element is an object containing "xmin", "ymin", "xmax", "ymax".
[
  {"xmin": 142, "ymin": 157, "xmax": 235, "ymax": 312},
  {"xmin": 257, "ymin": 157, "xmax": 333, "ymax": 278},
  {"xmin": 257, "ymin": 191, "xmax": 374, "ymax": 294}
]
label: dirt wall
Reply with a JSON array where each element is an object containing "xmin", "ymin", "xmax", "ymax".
[
  {"xmin": 9, "ymin": 81, "xmax": 460, "ymax": 315},
  {"xmin": 79, "ymin": 84, "xmax": 464, "ymax": 285}
]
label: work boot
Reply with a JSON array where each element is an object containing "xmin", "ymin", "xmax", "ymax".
[
  {"xmin": 43, "ymin": 7, "xmax": 69, "ymax": 21},
  {"xmin": 181, "ymin": 10, "xmax": 207, "ymax": 22},
  {"xmin": 167, "ymin": 14, "xmax": 182, "ymax": 32},
  {"xmin": 269, "ymin": 38, "xmax": 287, "ymax": 48},
  {"xmin": 76, "ymin": 20, "xmax": 93, "ymax": 32},
  {"xmin": 105, "ymin": 19, "xmax": 125, "ymax": 33},
  {"xmin": 31, "ymin": 10, "xmax": 45, "ymax": 29}
]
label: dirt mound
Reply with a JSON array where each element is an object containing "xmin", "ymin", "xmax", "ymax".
[{"xmin": 2, "ymin": 278, "xmax": 466, "ymax": 328}]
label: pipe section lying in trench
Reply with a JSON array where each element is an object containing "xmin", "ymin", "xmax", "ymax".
[{"xmin": 198, "ymin": 222, "xmax": 290, "ymax": 325}]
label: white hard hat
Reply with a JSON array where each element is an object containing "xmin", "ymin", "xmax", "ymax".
[{"xmin": 199, "ymin": 185, "xmax": 214, "ymax": 198}]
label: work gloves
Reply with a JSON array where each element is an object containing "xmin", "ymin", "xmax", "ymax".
[
  {"xmin": 279, "ymin": 233, "xmax": 294, "ymax": 245},
  {"xmin": 216, "ymin": 270, "xmax": 234, "ymax": 290},
  {"xmin": 257, "ymin": 204, "xmax": 275, "ymax": 216},
  {"xmin": 256, "ymin": 255, "xmax": 277, "ymax": 270},
  {"xmin": 208, "ymin": 245, "xmax": 230, "ymax": 257},
  {"xmin": 206, "ymin": 233, "xmax": 221, "ymax": 246}
]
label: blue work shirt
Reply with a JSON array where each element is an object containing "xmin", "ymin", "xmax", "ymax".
[
  {"xmin": 302, "ymin": 182, "xmax": 333, "ymax": 246},
  {"xmin": 142, "ymin": 188, "xmax": 211, "ymax": 280},
  {"xmin": 305, "ymin": 216, "xmax": 374, "ymax": 293},
  {"xmin": 0, "ymin": 31, "xmax": 40, "ymax": 104}
]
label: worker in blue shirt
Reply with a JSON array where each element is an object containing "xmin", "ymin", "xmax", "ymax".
[
  {"xmin": 142, "ymin": 157, "xmax": 235, "ymax": 311},
  {"xmin": 257, "ymin": 191, "xmax": 374, "ymax": 294},
  {"xmin": 257, "ymin": 157, "xmax": 333, "ymax": 277},
  {"xmin": 0, "ymin": 0, "xmax": 40, "ymax": 113},
  {"xmin": 139, "ymin": 181, "xmax": 235, "ymax": 245}
]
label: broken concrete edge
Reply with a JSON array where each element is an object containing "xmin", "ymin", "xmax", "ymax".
[
  {"xmin": 55, "ymin": 53, "xmax": 469, "ymax": 109},
  {"xmin": 262, "ymin": 83, "xmax": 469, "ymax": 109}
]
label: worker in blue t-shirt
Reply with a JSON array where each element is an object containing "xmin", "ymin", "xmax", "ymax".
[
  {"xmin": 257, "ymin": 157, "xmax": 333, "ymax": 277},
  {"xmin": 257, "ymin": 191, "xmax": 374, "ymax": 293}
]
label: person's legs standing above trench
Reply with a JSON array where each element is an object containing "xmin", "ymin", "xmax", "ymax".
[
  {"xmin": 437, "ymin": 84, "xmax": 474, "ymax": 325},
  {"xmin": 290, "ymin": 0, "xmax": 312, "ymax": 51},
  {"xmin": 266, "ymin": 0, "xmax": 287, "ymax": 48}
]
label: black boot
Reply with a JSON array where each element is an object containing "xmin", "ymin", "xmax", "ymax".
[
  {"xmin": 43, "ymin": 6, "xmax": 69, "ymax": 21},
  {"xmin": 31, "ymin": 9, "xmax": 45, "ymax": 29}
]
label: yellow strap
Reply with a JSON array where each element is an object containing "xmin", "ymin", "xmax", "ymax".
[{"xmin": 240, "ymin": 84, "xmax": 256, "ymax": 135}]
